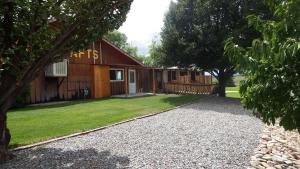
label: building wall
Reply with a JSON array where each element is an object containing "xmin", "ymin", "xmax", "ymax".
[
  {"xmin": 101, "ymin": 41, "xmax": 139, "ymax": 66},
  {"xmin": 27, "ymin": 38, "xmax": 145, "ymax": 104},
  {"xmin": 91, "ymin": 65, "xmax": 110, "ymax": 98},
  {"xmin": 164, "ymin": 70, "xmax": 212, "ymax": 85}
]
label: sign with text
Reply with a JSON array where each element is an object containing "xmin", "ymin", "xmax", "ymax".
[
  {"xmin": 69, "ymin": 49, "xmax": 102, "ymax": 65},
  {"xmin": 70, "ymin": 49, "xmax": 100, "ymax": 60}
]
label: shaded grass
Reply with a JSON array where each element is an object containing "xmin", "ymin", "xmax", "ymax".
[{"xmin": 8, "ymin": 94, "xmax": 201, "ymax": 147}]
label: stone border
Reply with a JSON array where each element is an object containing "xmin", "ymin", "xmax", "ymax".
[
  {"xmin": 248, "ymin": 124, "xmax": 300, "ymax": 169},
  {"xmin": 11, "ymin": 98, "xmax": 200, "ymax": 152}
]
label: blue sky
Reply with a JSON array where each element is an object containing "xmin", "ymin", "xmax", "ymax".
[{"xmin": 119, "ymin": 0, "xmax": 172, "ymax": 56}]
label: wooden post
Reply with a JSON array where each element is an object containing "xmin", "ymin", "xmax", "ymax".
[
  {"xmin": 125, "ymin": 67, "xmax": 128, "ymax": 96},
  {"xmin": 152, "ymin": 69, "xmax": 156, "ymax": 95}
]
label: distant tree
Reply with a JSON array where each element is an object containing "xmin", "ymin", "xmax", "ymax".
[
  {"xmin": 161, "ymin": 0, "xmax": 271, "ymax": 97},
  {"xmin": 105, "ymin": 30, "xmax": 139, "ymax": 57},
  {"xmin": 104, "ymin": 30, "xmax": 128, "ymax": 49},
  {"xmin": 0, "ymin": 0, "xmax": 132, "ymax": 162},
  {"xmin": 125, "ymin": 45, "xmax": 139, "ymax": 57},
  {"xmin": 225, "ymin": 0, "xmax": 300, "ymax": 131},
  {"xmin": 141, "ymin": 56, "xmax": 154, "ymax": 67},
  {"xmin": 148, "ymin": 39, "xmax": 165, "ymax": 67}
]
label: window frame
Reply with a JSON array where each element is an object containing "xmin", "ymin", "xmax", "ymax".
[{"xmin": 110, "ymin": 68, "xmax": 124, "ymax": 82}]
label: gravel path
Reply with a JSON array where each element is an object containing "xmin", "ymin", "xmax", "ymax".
[{"xmin": 2, "ymin": 96, "xmax": 263, "ymax": 169}]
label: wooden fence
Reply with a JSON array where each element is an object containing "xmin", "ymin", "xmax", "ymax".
[{"xmin": 164, "ymin": 83, "xmax": 214, "ymax": 95}]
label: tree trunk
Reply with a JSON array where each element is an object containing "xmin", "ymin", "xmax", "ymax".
[
  {"xmin": 218, "ymin": 73, "xmax": 226, "ymax": 97},
  {"xmin": 0, "ymin": 75, "xmax": 27, "ymax": 163},
  {"xmin": 0, "ymin": 100, "xmax": 15, "ymax": 164},
  {"xmin": 217, "ymin": 69, "xmax": 233, "ymax": 97}
]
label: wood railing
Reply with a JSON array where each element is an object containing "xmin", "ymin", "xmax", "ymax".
[{"xmin": 164, "ymin": 83, "xmax": 214, "ymax": 95}]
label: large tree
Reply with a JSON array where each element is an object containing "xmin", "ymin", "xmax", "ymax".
[
  {"xmin": 0, "ymin": 0, "xmax": 132, "ymax": 162},
  {"xmin": 225, "ymin": 0, "xmax": 300, "ymax": 131},
  {"xmin": 161, "ymin": 0, "xmax": 271, "ymax": 96}
]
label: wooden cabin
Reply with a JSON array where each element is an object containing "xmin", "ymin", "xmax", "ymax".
[
  {"xmin": 154, "ymin": 68, "xmax": 213, "ymax": 95},
  {"xmin": 28, "ymin": 39, "xmax": 154, "ymax": 104},
  {"xmin": 27, "ymin": 39, "xmax": 214, "ymax": 104}
]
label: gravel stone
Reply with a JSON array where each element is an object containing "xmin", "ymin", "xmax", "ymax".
[{"xmin": 2, "ymin": 96, "xmax": 263, "ymax": 169}]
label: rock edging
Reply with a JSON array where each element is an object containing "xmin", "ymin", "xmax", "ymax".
[{"xmin": 249, "ymin": 124, "xmax": 300, "ymax": 169}]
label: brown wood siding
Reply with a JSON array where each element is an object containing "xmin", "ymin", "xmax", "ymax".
[
  {"xmin": 110, "ymin": 81, "xmax": 125, "ymax": 95},
  {"xmin": 28, "ymin": 72, "xmax": 59, "ymax": 103},
  {"xmin": 138, "ymin": 69, "xmax": 152, "ymax": 93},
  {"xmin": 91, "ymin": 65, "xmax": 110, "ymax": 98},
  {"xmin": 68, "ymin": 40, "xmax": 143, "ymax": 67},
  {"xmin": 67, "ymin": 64, "xmax": 92, "ymax": 100},
  {"xmin": 165, "ymin": 70, "xmax": 212, "ymax": 85},
  {"xmin": 101, "ymin": 42, "xmax": 140, "ymax": 66}
]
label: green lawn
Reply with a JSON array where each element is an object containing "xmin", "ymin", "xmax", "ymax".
[
  {"xmin": 8, "ymin": 94, "xmax": 200, "ymax": 148},
  {"xmin": 226, "ymin": 86, "xmax": 241, "ymax": 98},
  {"xmin": 226, "ymin": 86, "xmax": 240, "ymax": 91}
]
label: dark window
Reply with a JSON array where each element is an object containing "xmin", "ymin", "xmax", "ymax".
[
  {"xmin": 129, "ymin": 71, "xmax": 135, "ymax": 83},
  {"xmin": 171, "ymin": 71, "xmax": 177, "ymax": 80},
  {"xmin": 180, "ymin": 71, "xmax": 188, "ymax": 76},
  {"xmin": 156, "ymin": 71, "xmax": 162, "ymax": 81},
  {"xmin": 110, "ymin": 69, "xmax": 124, "ymax": 81},
  {"xmin": 168, "ymin": 71, "xmax": 172, "ymax": 81},
  {"xmin": 191, "ymin": 72, "xmax": 196, "ymax": 81},
  {"xmin": 196, "ymin": 72, "xmax": 200, "ymax": 76}
]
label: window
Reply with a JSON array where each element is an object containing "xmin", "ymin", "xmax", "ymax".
[
  {"xmin": 110, "ymin": 69, "xmax": 124, "ymax": 81},
  {"xmin": 156, "ymin": 71, "xmax": 162, "ymax": 81},
  {"xmin": 191, "ymin": 72, "xmax": 196, "ymax": 81},
  {"xmin": 129, "ymin": 71, "xmax": 135, "ymax": 83},
  {"xmin": 171, "ymin": 71, "xmax": 177, "ymax": 80},
  {"xmin": 168, "ymin": 71, "xmax": 172, "ymax": 81},
  {"xmin": 180, "ymin": 71, "xmax": 187, "ymax": 76}
]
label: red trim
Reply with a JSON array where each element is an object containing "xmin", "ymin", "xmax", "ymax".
[{"xmin": 101, "ymin": 38, "xmax": 144, "ymax": 67}]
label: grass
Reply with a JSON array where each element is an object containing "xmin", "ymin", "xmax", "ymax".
[
  {"xmin": 226, "ymin": 86, "xmax": 240, "ymax": 91},
  {"xmin": 8, "ymin": 94, "xmax": 201, "ymax": 148},
  {"xmin": 226, "ymin": 86, "xmax": 241, "ymax": 98},
  {"xmin": 212, "ymin": 75, "xmax": 244, "ymax": 99}
]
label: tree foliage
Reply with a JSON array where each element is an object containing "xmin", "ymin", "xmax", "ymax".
[
  {"xmin": 0, "ymin": 0, "xmax": 132, "ymax": 162},
  {"xmin": 160, "ymin": 0, "xmax": 271, "ymax": 96},
  {"xmin": 148, "ymin": 38, "xmax": 165, "ymax": 67},
  {"xmin": 105, "ymin": 30, "xmax": 139, "ymax": 57},
  {"xmin": 225, "ymin": 0, "xmax": 300, "ymax": 131},
  {"xmin": 105, "ymin": 30, "xmax": 129, "ymax": 50}
]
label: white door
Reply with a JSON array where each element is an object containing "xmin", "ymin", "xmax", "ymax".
[{"xmin": 128, "ymin": 69, "xmax": 136, "ymax": 94}]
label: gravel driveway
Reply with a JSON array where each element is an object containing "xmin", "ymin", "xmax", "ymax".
[{"xmin": 2, "ymin": 96, "xmax": 263, "ymax": 169}]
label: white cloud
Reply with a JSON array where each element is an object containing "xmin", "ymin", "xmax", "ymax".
[{"xmin": 119, "ymin": 0, "xmax": 172, "ymax": 55}]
